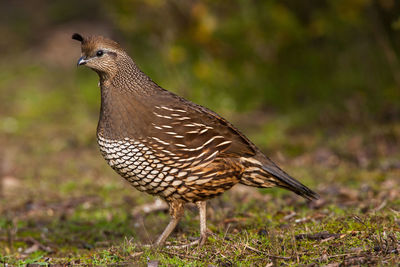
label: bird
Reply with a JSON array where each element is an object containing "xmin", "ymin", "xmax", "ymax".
[{"xmin": 72, "ymin": 33, "xmax": 318, "ymax": 246}]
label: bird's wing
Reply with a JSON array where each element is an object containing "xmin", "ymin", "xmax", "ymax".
[{"xmin": 144, "ymin": 96, "xmax": 257, "ymax": 170}]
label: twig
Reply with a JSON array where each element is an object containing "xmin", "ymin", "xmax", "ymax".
[
  {"xmin": 290, "ymin": 231, "xmax": 299, "ymax": 264},
  {"xmin": 374, "ymin": 200, "xmax": 387, "ymax": 212},
  {"xmin": 389, "ymin": 208, "xmax": 399, "ymax": 215},
  {"xmin": 283, "ymin": 212, "xmax": 297, "ymax": 221},
  {"xmin": 223, "ymin": 223, "xmax": 231, "ymax": 240},
  {"xmin": 130, "ymin": 251, "xmax": 144, "ymax": 258}
]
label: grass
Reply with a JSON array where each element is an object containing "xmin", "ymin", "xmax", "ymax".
[{"xmin": 0, "ymin": 64, "xmax": 399, "ymax": 266}]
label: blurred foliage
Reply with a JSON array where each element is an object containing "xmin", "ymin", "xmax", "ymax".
[
  {"xmin": 0, "ymin": 0, "xmax": 399, "ymax": 122},
  {"xmin": 107, "ymin": 0, "xmax": 400, "ymax": 117}
]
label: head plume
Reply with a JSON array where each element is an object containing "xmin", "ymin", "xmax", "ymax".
[
  {"xmin": 72, "ymin": 33, "xmax": 122, "ymax": 55},
  {"xmin": 72, "ymin": 33, "xmax": 84, "ymax": 43}
]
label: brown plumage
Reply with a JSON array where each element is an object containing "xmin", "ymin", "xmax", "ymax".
[{"xmin": 72, "ymin": 33, "xmax": 319, "ymax": 246}]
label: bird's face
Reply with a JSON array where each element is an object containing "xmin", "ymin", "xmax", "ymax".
[
  {"xmin": 72, "ymin": 33, "xmax": 122, "ymax": 76},
  {"xmin": 77, "ymin": 47, "xmax": 118, "ymax": 72}
]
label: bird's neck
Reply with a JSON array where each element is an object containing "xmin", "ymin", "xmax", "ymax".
[
  {"xmin": 99, "ymin": 57, "xmax": 156, "ymax": 95},
  {"xmin": 97, "ymin": 58, "xmax": 157, "ymax": 140},
  {"xmin": 97, "ymin": 83, "xmax": 137, "ymax": 140}
]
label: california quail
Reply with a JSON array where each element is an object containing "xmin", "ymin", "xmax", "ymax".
[{"xmin": 72, "ymin": 33, "xmax": 318, "ymax": 246}]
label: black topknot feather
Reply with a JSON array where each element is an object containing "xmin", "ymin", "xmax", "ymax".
[{"xmin": 72, "ymin": 33, "xmax": 84, "ymax": 42}]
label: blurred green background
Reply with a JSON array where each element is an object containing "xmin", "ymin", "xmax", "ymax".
[{"xmin": 1, "ymin": 0, "xmax": 399, "ymax": 134}]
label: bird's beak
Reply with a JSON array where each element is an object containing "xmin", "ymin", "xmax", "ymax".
[{"xmin": 77, "ymin": 56, "xmax": 87, "ymax": 66}]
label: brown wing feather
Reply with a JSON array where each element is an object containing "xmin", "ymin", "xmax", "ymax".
[
  {"xmin": 149, "ymin": 90, "xmax": 258, "ymax": 158},
  {"xmin": 147, "ymin": 102, "xmax": 257, "ymax": 165}
]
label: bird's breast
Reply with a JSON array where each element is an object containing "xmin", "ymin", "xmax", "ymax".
[{"xmin": 96, "ymin": 133, "xmax": 242, "ymax": 202}]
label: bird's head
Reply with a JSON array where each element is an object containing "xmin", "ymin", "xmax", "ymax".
[{"xmin": 72, "ymin": 33, "xmax": 124, "ymax": 77}]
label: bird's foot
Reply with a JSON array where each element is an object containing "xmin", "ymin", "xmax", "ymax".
[{"xmin": 164, "ymin": 232, "xmax": 208, "ymax": 249}]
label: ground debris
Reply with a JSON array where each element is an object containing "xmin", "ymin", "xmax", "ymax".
[
  {"xmin": 0, "ymin": 236, "xmax": 53, "ymax": 254},
  {"xmin": 295, "ymin": 231, "xmax": 343, "ymax": 241},
  {"xmin": 147, "ymin": 260, "xmax": 159, "ymax": 267}
]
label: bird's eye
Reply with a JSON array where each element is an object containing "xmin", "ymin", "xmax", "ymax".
[{"xmin": 96, "ymin": 50, "xmax": 104, "ymax": 57}]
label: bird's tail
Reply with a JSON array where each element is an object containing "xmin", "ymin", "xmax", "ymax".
[{"xmin": 239, "ymin": 158, "xmax": 319, "ymax": 201}]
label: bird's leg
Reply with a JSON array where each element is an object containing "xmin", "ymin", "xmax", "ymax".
[
  {"xmin": 155, "ymin": 200, "xmax": 184, "ymax": 246},
  {"xmin": 196, "ymin": 201, "xmax": 207, "ymax": 246},
  {"xmin": 164, "ymin": 201, "xmax": 208, "ymax": 248}
]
